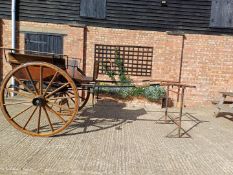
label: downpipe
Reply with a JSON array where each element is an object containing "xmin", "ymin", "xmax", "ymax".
[{"xmin": 10, "ymin": 0, "xmax": 16, "ymax": 96}]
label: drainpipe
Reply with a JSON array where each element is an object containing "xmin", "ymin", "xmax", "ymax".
[
  {"xmin": 12, "ymin": 0, "xmax": 16, "ymax": 51},
  {"xmin": 11, "ymin": 0, "xmax": 16, "ymax": 96}
]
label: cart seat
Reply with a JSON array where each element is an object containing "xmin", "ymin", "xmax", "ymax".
[{"xmin": 66, "ymin": 58, "xmax": 99, "ymax": 83}]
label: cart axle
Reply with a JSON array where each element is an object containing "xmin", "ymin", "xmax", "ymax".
[{"xmin": 32, "ymin": 97, "xmax": 46, "ymax": 107}]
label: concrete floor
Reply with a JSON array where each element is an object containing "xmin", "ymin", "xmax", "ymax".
[{"xmin": 0, "ymin": 99, "xmax": 233, "ymax": 175}]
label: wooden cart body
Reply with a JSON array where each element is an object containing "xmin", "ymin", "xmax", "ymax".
[{"xmin": 6, "ymin": 51, "xmax": 95, "ymax": 83}]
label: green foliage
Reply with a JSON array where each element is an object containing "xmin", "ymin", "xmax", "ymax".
[
  {"xmin": 144, "ymin": 86, "xmax": 166, "ymax": 101},
  {"xmin": 96, "ymin": 87, "xmax": 132, "ymax": 99},
  {"xmin": 115, "ymin": 51, "xmax": 131, "ymax": 84},
  {"xmin": 97, "ymin": 85, "xmax": 166, "ymax": 102},
  {"xmin": 103, "ymin": 49, "xmax": 131, "ymax": 85},
  {"xmin": 118, "ymin": 88, "xmax": 132, "ymax": 98},
  {"xmin": 103, "ymin": 64, "xmax": 116, "ymax": 82},
  {"xmin": 101, "ymin": 49, "xmax": 166, "ymax": 102},
  {"xmin": 130, "ymin": 87, "xmax": 145, "ymax": 96}
]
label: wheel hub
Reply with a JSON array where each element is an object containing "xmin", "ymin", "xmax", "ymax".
[{"xmin": 32, "ymin": 97, "xmax": 46, "ymax": 106}]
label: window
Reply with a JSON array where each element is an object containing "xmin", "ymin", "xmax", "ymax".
[
  {"xmin": 80, "ymin": 0, "xmax": 106, "ymax": 19},
  {"xmin": 25, "ymin": 33, "xmax": 63, "ymax": 55},
  {"xmin": 210, "ymin": 0, "xmax": 233, "ymax": 28}
]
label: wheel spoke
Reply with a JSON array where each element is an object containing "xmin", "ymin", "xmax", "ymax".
[
  {"xmin": 47, "ymin": 101, "xmax": 74, "ymax": 114},
  {"xmin": 79, "ymin": 95, "xmax": 86, "ymax": 101},
  {"xmin": 40, "ymin": 66, "xmax": 43, "ymax": 95},
  {"xmin": 43, "ymin": 71, "xmax": 58, "ymax": 96},
  {"xmin": 50, "ymin": 99, "xmax": 58, "ymax": 109},
  {"xmin": 67, "ymin": 91, "xmax": 75, "ymax": 95},
  {"xmin": 45, "ymin": 105, "xmax": 66, "ymax": 124},
  {"xmin": 25, "ymin": 67, "xmax": 39, "ymax": 95},
  {"xmin": 3, "ymin": 101, "xmax": 32, "ymax": 106},
  {"xmin": 11, "ymin": 105, "xmax": 34, "ymax": 120},
  {"xmin": 45, "ymin": 83, "xmax": 69, "ymax": 98},
  {"xmin": 42, "ymin": 106, "xmax": 54, "ymax": 132},
  {"xmin": 47, "ymin": 96, "xmax": 75, "ymax": 101},
  {"xmin": 13, "ymin": 76, "xmax": 35, "ymax": 95},
  {"xmin": 64, "ymin": 94, "xmax": 70, "ymax": 108},
  {"xmin": 37, "ymin": 106, "xmax": 42, "ymax": 134},
  {"xmin": 65, "ymin": 92, "xmax": 75, "ymax": 104},
  {"xmin": 5, "ymin": 88, "xmax": 34, "ymax": 99},
  {"xmin": 23, "ymin": 106, "xmax": 38, "ymax": 129}
]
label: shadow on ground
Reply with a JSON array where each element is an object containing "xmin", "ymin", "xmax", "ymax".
[
  {"xmin": 54, "ymin": 98, "xmax": 208, "ymax": 138},
  {"xmin": 54, "ymin": 99, "xmax": 147, "ymax": 137},
  {"xmin": 164, "ymin": 112, "xmax": 209, "ymax": 138},
  {"xmin": 216, "ymin": 112, "xmax": 233, "ymax": 122}
]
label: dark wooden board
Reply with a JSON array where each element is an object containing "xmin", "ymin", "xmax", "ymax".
[{"xmin": 1, "ymin": 0, "xmax": 233, "ymax": 34}]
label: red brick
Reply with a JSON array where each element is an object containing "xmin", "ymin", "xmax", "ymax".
[{"xmin": 1, "ymin": 19, "xmax": 233, "ymax": 107}]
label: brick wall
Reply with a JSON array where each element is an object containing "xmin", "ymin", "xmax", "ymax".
[
  {"xmin": 1, "ymin": 20, "xmax": 84, "ymax": 79},
  {"xmin": 181, "ymin": 34, "xmax": 233, "ymax": 106},
  {"xmin": 1, "ymin": 19, "xmax": 12, "ymax": 79},
  {"xmin": 1, "ymin": 19, "xmax": 233, "ymax": 106},
  {"xmin": 85, "ymin": 27, "xmax": 182, "ymax": 83}
]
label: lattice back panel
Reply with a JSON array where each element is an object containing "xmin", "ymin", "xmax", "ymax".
[{"xmin": 95, "ymin": 44, "xmax": 153, "ymax": 76}]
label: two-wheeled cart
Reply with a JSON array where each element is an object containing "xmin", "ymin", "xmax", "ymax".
[{"xmin": 0, "ymin": 48, "xmax": 195, "ymax": 137}]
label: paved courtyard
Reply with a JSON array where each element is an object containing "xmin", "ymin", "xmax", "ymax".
[{"xmin": 0, "ymin": 99, "xmax": 233, "ymax": 175}]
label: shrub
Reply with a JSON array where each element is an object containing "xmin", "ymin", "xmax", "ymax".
[
  {"xmin": 130, "ymin": 87, "xmax": 145, "ymax": 97},
  {"xmin": 96, "ymin": 87, "xmax": 131, "ymax": 98},
  {"xmin": 144, "ymin": 86, "xmax": 166, "ymax": 102},
  {"xmin": 100, "ymin": 50, "xmax": 166, "ymax": 102},
  {"xmin": 97, "ymin": 85, "xmax": 166, "ymax": 102},
  {"xmin": 118, "ymin": 88, "xmax": 132, "ymax": 98}
]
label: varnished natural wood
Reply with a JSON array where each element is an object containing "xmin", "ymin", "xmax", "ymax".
[
  {"xmin": 11, "ymin": 105, "xmax": 34, "ymax": 120},
  {"xmin": 45, "ymin": 83, "xmax": 70, "ymax": 98},
  {"xmin": 0, "ymin": 62, "xmax": 79, "ymax": 137},
  {"xmin": 43, "ymin": 106, "xmax": 54, "ymax": 132},
  {"xmin": 65, "ymin": 93, "xmax": 75, "ymax": 104},
  {"xmin": 13, "ymin": 75, "xmax": 35, "ymax": 95},
  {"xmin": 40, "ymin": 66, "xmax": 43, "ymax": 95},
  {"xmin": 47, "ymin": 101, "xmax": 74, "ymax": 113},
  {"xmin": 23, "ymin": 106, "xmax": 38, "ymax": 129},
  {"xmin": 3, "ymin": 101, "xmax": 32, "ymax": 106},
  {"xmin": 48, "ymin": 96, "xmax": 75, "ymax": 101},
  {"xmin": 25, "ymin": 67, "xmax": 39, "ymax": 95},
  {"xmin": 5, "ymin": 88, "xmax": 34, "ymax": 99},
  {"xmin": 45, "ymin": 105, "xmax": 66, "ymax": 124},
  {"xmin": 37, "ymin": 106, "xmax": 42, "ymax": 134},
  {"xmin": 43, "ymin": 71, "xmax": 59, "ymax": 96}
]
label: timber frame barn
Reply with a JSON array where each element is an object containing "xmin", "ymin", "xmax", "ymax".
[{"xmin": 0, "ymin": 0, "xmax": 233, "ymax": 106}]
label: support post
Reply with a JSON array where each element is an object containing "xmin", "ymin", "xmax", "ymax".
[
  {"xmin": 164, "ymin": 85, "xmax": 170, "ymax": 122},
  {"xmin": 178, "ymin": 87, "xmax": 185, "ymax": 137}
]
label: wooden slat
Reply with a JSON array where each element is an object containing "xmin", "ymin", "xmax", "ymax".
[
  {"xmin": 210, "ymin": 0, "xmax": 233, "ymax": 28},
  {"xmin": 1, "ymin": 0, "xmax": 233, "ymax": 34},
  {"xmin": 80, "ymin": 0, "xmax": 106, "ymax": 19}
]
